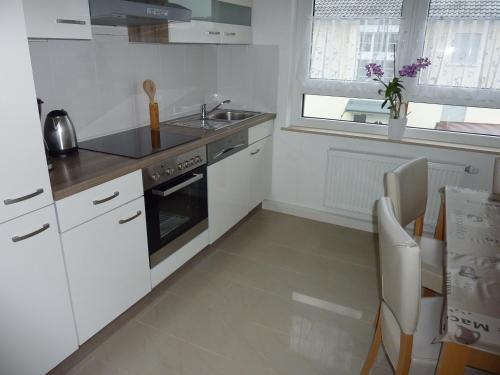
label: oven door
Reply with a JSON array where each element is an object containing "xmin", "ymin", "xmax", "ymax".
[{"xmin": 144, "ymin": 165, "xmax": 208, "ymax": 267}]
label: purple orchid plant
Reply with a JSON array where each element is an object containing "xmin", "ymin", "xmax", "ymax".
[{"xmin": 366, "ymin": 57, "xmax": 431, "ymax": 119}]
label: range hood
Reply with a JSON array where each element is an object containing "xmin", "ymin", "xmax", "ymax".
[{"xmin": 89, "ymin": 0, "xmax": 192, "ymax": 27}]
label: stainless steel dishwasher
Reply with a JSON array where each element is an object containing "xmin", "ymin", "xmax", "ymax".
[{"xmin": 207, "ymin": 130, "xmax": 249, "ymax": 243}]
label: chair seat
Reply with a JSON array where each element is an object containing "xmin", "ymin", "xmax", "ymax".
[{"xmin": 414, "ymin": 236, "xmax": 444, "ymax": 293}]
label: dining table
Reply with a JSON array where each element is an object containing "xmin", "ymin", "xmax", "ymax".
[{"xmin": 435, "ymin": 186, "xmax": 500, "ymax": 375}]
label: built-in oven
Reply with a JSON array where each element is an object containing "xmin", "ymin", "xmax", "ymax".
[{"xmin": 143, "ymin": 146, "xmax": 208, "ymax": 268}]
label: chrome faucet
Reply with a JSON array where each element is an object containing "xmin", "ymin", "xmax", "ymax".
[{"xmin": 200, "ymin": 99, "xmax": 231, "ymax": 120}]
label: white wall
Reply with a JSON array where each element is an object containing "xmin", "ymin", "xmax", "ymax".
[
  {"xmin": 252, "ymin": 0, "xmax": 499, "ymax": 231},
  {"xmin": 29, "ymin": 27, "xmax": 218, "ymax": 140},
  {"xmin": 29, "ymin": 26, "xmax": 279, "ymax": 141}
]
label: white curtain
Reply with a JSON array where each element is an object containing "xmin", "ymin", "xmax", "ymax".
[
  {"xmin": 420, "ymin": 19, "xmax": 500, "ymax": 89},
  {"xmin": 309, "ymin": 18, "xmax": 399, "ymax": 82}
]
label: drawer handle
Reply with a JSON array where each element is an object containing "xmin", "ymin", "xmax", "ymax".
[
  {"xmin": 93, "ymin": 191, "xmax": 119, "ymax": 205},
  {"xmin": 4, "ymin": 188, "xmax": 44, "ymax": 205},
  {"xmin": 250, "ymin": 149, "xmax": 261, "ymax": 155},
  {"xmin": 12, "ymin": 223, "xmax": 50, "ymax": 243},
  {"xmin": 119, "ymin": 210, "xmax": 142, "ymax": 225},
  {"xmin": 223, "ymin": 32, "xmax": 236, "ymax": 36},
  {"xmin": 207, "ymin": 31, "xmax": 221, "ymax": 35},
  {"xmin": 56, "ymin": 18, "xmax": 86, "ymax": 25}
]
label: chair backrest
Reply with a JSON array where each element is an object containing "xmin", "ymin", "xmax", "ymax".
[
  {"xmin": 378, "ymin": 197, "xmax": 421, "ymax": 335},
  {"xmin": 384, "ymin": 157, "xmax": 428, "ymax": 228}
]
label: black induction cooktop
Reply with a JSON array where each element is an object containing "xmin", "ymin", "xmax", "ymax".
[{"xmin": 78, "ymin": 126, "xmax": 200, "ymax": 159}]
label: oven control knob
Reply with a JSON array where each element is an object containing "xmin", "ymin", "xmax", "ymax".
[
  {"xmin": 165, "ymin": 168, "xmax": 172, "ymax": 176},
  {"xmin": 195, "ymin": 156, "xmax": 202, "ymax": 163},
  {"xmin": 189, "ymin": 158, "xmax": 195, "ymax": 166},
  {"xmin": 152, "ymin": 172, "xmax": 161, "ymax": 182},
  {"xmin": 183, "ymin": 161, "xmax": 189, "ymax": 168},
  {"xmin": 177, "ymin": 163, "xmax": 183, "ymax": 170}
]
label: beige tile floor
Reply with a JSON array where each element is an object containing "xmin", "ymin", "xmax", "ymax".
[{"xmin": 58, "ymin": 209, "xmax": 488, "ymax": 375}]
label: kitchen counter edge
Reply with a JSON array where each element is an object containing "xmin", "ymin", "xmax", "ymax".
[{"xmin": 49, "ymin": 113, "xmax": 276, "ymax": 201}]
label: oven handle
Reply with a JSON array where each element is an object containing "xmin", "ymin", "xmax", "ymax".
[{"xmin": 152, "ymin": 173, "xmax": 204, "ymax": 198}]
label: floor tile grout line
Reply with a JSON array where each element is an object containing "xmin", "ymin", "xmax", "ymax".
[{"xmin": 214, "ymin": 248, "xmax": 379, "ymax": 291}]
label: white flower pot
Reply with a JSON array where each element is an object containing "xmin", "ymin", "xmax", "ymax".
[{"xmin": 388, "ymin": 117, "xmax": 407, "ymax": 140}]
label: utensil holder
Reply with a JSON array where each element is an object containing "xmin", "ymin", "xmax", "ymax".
[{"xmin": 149, "ymin": 102, "xmax": 159, "ymax": 131}]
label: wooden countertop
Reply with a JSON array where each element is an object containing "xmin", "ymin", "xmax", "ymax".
[{"xmin": 49, "ymin": 113, "xmax": 276, "ymax": 201}]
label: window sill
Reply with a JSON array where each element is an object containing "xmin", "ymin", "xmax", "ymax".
[{"xmin": 283, "ymin": 125, "xmax": 500, "ymax": 155}]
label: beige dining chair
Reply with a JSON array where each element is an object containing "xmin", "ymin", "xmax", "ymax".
[
  {"xmin": 384, "ymin": 157, "xmax": 443, "ymax": 294},
  {"xmin": 361, "ymin": 197, "xmax": 443, "ymax": 375}
]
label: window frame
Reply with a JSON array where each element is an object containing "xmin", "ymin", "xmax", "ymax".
[{"xmin": 290, "ymin": 0, "xmax": 500, "ymax": 149}]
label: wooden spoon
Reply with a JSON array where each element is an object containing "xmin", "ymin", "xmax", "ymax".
[{"xmin": 143, "ymin": 79, "xmax": 156, "ymax": 104}]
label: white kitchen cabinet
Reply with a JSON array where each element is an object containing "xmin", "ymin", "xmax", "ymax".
[
  {"xmin": 0, "ymin": 205, "xmax": 78, "ymax": 375},
  {"xmin": 248, "ymin": 136, "xmax": 273, "ymax": 209},
  {"xmin": 208, "ymin": 125, "xmax": 273, "ymax": 243},
  {"xmin": 208, "ymin": 147, "xmax": 251, "ymax": 243},
  {"xmin": 56, "ymin": 170, "xmax": 143, "ymax": 232},
  {"xmin": 23, "ymin": 0, "xmax": 91, "ymax": 39},
  {"xmin": 169, "ymin": 20, "xmax": 252, "ymax": 45},
  {"xmin": 61, "ymin": 197, "xmax": 151, "ymax": 344},
  {"xmin": 0, "ymin": 1, "xmax": 54, "ymax": 224},
  {"xmin": 169, "ymin": 0, "xmax": 252, "ymax": 44},
  {"xmin": 219, "ymin": 23, "xmax": 252, "ymax": 44},
  {"xmin": 169, "ymin": 20, "xmax": 222, "ymax": 44}
]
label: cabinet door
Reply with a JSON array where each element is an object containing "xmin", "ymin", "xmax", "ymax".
[
  {"xmin": 23, "ymin": 0, "xmax": 91, "ymax": 39},
  {"xmin": 248, "ymin": 136, "xmax": 273, "ymax": 209},
  {"xmin": 62, "ymin": 198, "xmax": 151, "ymax": 344},
  {"xmin": 0, "ymin": 1, "xmax": 53, "ymax": 224},
  {"xmin": 0, "ymin": 205, "xmax": 78, "ymax": 375},
  {"xmin": 208, "ymin": 150, "xmax": 250, "ymax": 243},
  {"xmin": 169, "ymin": 20, "xmax": 221, "ymax": 44},
  {"xmin": 219, "ymin": 24, "xmax": 252, "ymax": 44}
]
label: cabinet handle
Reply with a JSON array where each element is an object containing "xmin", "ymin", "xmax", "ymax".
[
  {"xmin": 250, "ymin": 149, "xmax": 261, "ymax": 155},
  {"xmin": 223, "ymin": 32, "xmax": 237, "ymax": 36},
  {"xmin": 12, "ymin": 223, "xmax": 50, "ymax": 243},
  {"xmin": 207, "ymin": 31, "xmax": 221, "ymax": 35},
  {"xmin": 119, "ymin": 210, "xmax": 142, "ymax": 225},
  {"xmin": 4, "ymin": 188, "xmax": 44, "ymax": 206},
  {"xmin": 213, "ymin": 143, "xmax": 246, "ymax": 160},
  {"xmin": 56, "ymin": 18, "xmax": 86, "ymax": 25},
  {"xmin": 93, "ymin": 191, "xmax": 119, "ymax": 205}
]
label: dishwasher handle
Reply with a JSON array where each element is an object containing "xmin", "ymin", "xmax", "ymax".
[{"xmin": 213, "ymin": 143, "xmax": 246, "ymax": 160}]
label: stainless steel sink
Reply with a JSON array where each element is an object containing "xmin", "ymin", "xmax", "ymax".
[
  {"xmin": 209, "ymin": 111, "xmax": 257, "ymax": 121},
  {"xmin": 163, "ymin": 110, "xmax": 262, "ymax": 130}
]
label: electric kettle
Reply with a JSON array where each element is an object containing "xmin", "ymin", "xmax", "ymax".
[{"xmin": 44, "ymin": 109, "xmax": 78, "ymax": 156}]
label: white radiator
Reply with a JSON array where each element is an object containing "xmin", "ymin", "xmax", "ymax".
[{"xmin": 324, "ymin": 149, "xmax": 466, "ymax": 232}]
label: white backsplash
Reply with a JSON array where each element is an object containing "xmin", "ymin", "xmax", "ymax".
[{"xmin": 29, "ymin": 27, "xmax": 279, "ymax": 141}]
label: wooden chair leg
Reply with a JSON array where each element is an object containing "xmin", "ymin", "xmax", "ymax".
[
  {"xmin": 414, "ymin": 216, "xmax": 424, "ymax": 237},
  {"xmin": 435, "ymin": 190, "xmax": 446, "ymax": 240},
  {"xmin": 395, "ymin": 333, "xmax": 413, "ymax": 375},
  {"xmin": 361, "ymin": 306, "xmax": 382, "ymax": 375}
]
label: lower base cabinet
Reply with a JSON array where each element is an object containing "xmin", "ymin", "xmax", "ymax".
[
  {"xmin": 0, "ymin": 205, "xmax": 78, "ymax": 375},
  {"xmin": 208, "ymin": 146, "xmax": 251, "ymax": 243},
  {"xmin": 61, "ymin": 197, "xmax": 151, "ymax": 344},
  {"xmin": 208, "ymin": 134, "xmax": 273, "ymax": 243}
]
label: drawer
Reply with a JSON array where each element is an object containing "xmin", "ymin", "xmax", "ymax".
[
  {"xmin": 56, "ymin": 171, "xmax": 143, "ymax": 232},
  {"xmin": 249, "ymin": 120, "xmax": 274, "ymax": 145}
]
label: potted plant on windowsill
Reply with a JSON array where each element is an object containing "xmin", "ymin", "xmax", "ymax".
[{"xmin": 366, "ymin": 57, "xmax": 431, "ymax": 140}]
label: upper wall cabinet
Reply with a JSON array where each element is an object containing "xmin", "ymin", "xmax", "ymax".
[
  {"xmin": 23, "ymin": 0, "xmax": 92, "ymax": 39},
  {"xmin": 169, "ymin": 0, "xmax": 252, "ymax": 44}
]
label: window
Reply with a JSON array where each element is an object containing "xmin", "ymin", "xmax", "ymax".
[{"xmin": 293, "ymin": 0, "xmax": 500, "ymax": 146}]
